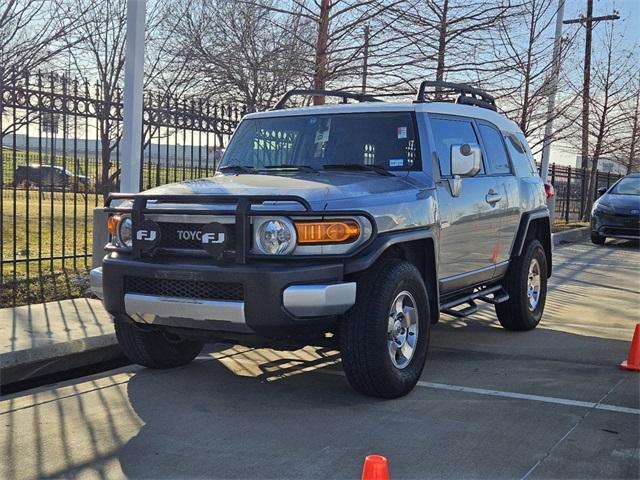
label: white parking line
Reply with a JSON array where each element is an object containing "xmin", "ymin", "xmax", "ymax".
[
  {"xmin": 321, "ymin": 370, "xmax": 640, "ymax": 415},
  {"xmin": 415, "ymin": 381, "xmax": 640, "ymax": 415}
]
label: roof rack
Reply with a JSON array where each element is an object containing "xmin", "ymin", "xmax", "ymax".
[
  {"xmin": 415, "ymin": 80, "xmax": 497, "ymax": 111},
  {"xmin": 274, "ymin": 89, "xmax": 384, "ymax": 110}
]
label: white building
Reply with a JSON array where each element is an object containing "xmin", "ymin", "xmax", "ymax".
[{"xmin": 575, "ymin": 156, "xmax": 627, "ymax": 175}]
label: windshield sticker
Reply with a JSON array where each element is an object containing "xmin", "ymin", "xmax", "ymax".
[
  {"xmin": 397, "ymin": 126, "xmax": 407, "ymax": 139},
  {"xmin": 315, "ymin": 118, "xmax": 331, "ymax": 144},
  {"xmin": 389, "ymin": 158, "xmax": 404, "ymax": 168}
]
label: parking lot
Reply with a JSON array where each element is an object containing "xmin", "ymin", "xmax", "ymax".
[{"xmin": 1, "ymin": 239, "xmax": 639, "ymax": 480}]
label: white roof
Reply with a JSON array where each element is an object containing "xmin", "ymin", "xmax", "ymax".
[{"xmin": 244, "ymin": 101, "xmax": 522, "ymax": 134}]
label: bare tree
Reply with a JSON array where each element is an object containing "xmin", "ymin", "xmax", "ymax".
[
  {"xmin": 167, "ymin": 0, "xmax": 313, "ymax": 111},
  {"xmin": 0, "ymin": 0, "xmax": 88, "ymax": 137},
  {"xmin": 392, "ymin": 0, "xmax": 514, "ymax": 92},
  {"xmin": 563, "ymin": 23, "xmax": 636, "ymax": 219},
  {"xmin": 245, "ymin": 0, "xmax": 410, "ymax": 104},
  {"xmin": 623, "ymin": 75, "xmax": 640, "ymax": 174},
  {"xmin": 58, "ymin": 0, "xmax": 193, "ymax": 195},
  {"xmin": 57, "ymin": 0, "xmax": 128, "ymax": 196},
  {"xmin": 491, "ymin": 0, "xmax": 579, "ymax": 153},
  {"xmin": 0, "ymin": 0, "xmax": 84, "ymax": 82}
]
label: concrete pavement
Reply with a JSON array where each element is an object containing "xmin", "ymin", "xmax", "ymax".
[
  {"xmin": 1, "ymin": 239, "xmax": 639, "ymax": 479},
  {"xmin": 0, "ymin": 298, "xmax": 121, "ymax": 386}
]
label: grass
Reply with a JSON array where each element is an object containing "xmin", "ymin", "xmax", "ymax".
[
  {"xmin": 552, "ymin": 221, "xmax": 589, "ymax": 233},
  {"xmin": 1, "ymin": 189, "xmax": 98, "ymax": 307}
]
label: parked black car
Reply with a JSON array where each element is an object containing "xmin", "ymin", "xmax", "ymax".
[
  {"xmin": 13, "ymin": 165, "xmax": 91, "ymax": 191},
  {"xmin": 591, "ymin": 173, "xmax": 640, "ymax": 244}
]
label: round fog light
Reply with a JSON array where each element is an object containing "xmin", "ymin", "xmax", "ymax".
[{"xmin": 255, "ymin": 218, "xmax": 296, "ymax": 255}]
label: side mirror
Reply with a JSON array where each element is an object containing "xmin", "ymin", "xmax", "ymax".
[
  {"xmin": 451, "ymin": 143, "xmax": 482, "ymax": 177},
  {"xmin": 597, "ymin": 186, "xmax": 607, "ymax": 197}
]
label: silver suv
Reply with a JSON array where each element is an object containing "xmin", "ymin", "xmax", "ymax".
[{"xmin": 92, "ymin": 81, "xmax": 552, "ymax": 398}]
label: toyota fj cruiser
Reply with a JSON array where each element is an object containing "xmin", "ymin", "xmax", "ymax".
[{"xmin": 91, "ymin": 81, "xmax": 551, "ymax": 398}]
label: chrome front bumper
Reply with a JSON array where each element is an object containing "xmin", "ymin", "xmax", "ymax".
[
  {"xmin": 90, "ymin": 267, "xmax": 104, "ymax": 299},
  {"xmin": 124, "ymin": 293, "xmax": 245, "ymax": 323},
  {"xmin": 282, "ymin": 283, "xmax": 356, "ymax": 317}
]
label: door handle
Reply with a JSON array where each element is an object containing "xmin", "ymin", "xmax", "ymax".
[{"xmin": 485, "ymin": 190, "xmax": 502, "ymax": 204}]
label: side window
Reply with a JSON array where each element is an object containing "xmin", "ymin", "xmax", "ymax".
[
  {"xmin": 478, "ymin": 124, "xmax": 511, "ymax": 175},
  {"xmin": 505, "ymin": 132, "xmax": 537, "ymax": 176},
  {"xmin": 430, "ymin": 117, "xmax": 484, "ymax": 177}
]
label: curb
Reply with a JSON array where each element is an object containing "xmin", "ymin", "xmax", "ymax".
[
  {"xmin": 1, "ymin": 335, "xmax": 124, "ymax": 389},
  {"xmin": 552, "ymin": 227, "xmax": 590, "ymax": 246}
]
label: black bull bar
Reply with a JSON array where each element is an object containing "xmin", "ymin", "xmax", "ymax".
[{"xmin": 104, "ymin": 193, "xmax": 377, "ymax": 264}]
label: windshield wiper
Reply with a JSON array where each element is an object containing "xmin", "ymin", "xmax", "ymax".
[
  {"xmin": 219, "ymin": 165, "xmax": 256, "ymax": 174},
  {"xmin": 322, "ymin": 163, "xmax": 393, "ymax": 176},
  {"xmin": 262, "ymin": 164, "xmax": 318, "ymax": 173}
]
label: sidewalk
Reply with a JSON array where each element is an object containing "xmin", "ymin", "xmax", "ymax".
[{"xmin": 0, "ymin": 298, "xmax": 122, "ymax": 388}]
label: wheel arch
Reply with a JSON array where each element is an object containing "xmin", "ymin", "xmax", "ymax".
[
  {"xmin": 511, "ymin": 210, "xmax": 552, "ymax": 277},
  {"xmin": 345, "ymin": 229, "xmax": 440, "ymax": 324}
]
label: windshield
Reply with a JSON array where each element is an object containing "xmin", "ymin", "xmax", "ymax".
[
  {"xmin": 609, "ymin": 176, "xmax": 640, "ymax": 195},
  {"xmin": 220, "ymin": 112, "xmax": 420, "ymax": 172}
]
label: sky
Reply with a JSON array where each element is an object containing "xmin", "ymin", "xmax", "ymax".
[{"xmin": 546, "ymin": 0, "xmax": 640, "ymax": 167}]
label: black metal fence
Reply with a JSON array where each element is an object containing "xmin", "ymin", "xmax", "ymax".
[
  {"xmin": 1, "ymin": 71, "xmax": 243, "ymax": 307},
  {"xmin": 546, "ymin": 163, "xmax": 623, "ymax": 223}
]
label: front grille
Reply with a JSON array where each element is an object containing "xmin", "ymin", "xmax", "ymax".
[
  {"xmin": 603, "ymin": 226, "xmax": 640, "ymax": 237},
  {"xmin": 157, "ymin": 222, "xmax": 237, "ymax": 251},
  {"xmin": 124, "ymin": 276, "xmax": 244, "ymax": 301}
]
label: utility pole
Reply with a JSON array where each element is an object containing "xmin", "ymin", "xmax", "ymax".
[
  {"xmin": 564, "ymin": 0, "xmax": 619, "ymax": 170},
  {"xmin": 540, "ymin": 0, "xmax": 566, "ymax": 181},
  {"xmin": 361, "ymin": 24, "xmax": 370, "ymax": 96}
]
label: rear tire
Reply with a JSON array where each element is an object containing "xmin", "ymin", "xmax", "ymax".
[
  {"xmin": 495, "ymin": 239, "xmax": 547, "ymax": 331},
  {"xmin": 591, "ymin": 232, "xmax": 606, "ymax": 245},
  {"xmin": 115, "ymin": 316, "xmax": 204, "ymax": 369},
  {"xmin": 339, "ymin": 259, "xmax": 431, "ymax": 399}
]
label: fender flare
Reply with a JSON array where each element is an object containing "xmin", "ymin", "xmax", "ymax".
[
  {"xmin": 511, "ymin": 209, "xmax": 552, "ymax": 276},
  {"xmin": 344, "ymin": 228, "xmax": 440, "ymax": 323}
]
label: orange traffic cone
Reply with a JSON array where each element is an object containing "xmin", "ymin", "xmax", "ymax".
[
  {"xmin": 620, "ymin": 324, "xmax": 640, "ymax": 372},
  {"xmin": 361, "ymin": 455, "xmax": 390, "ymax": 480}
]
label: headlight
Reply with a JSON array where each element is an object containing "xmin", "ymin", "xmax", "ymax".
[
  {"xmin": 593, "ymin": 202, "xmax": 613, "ymax": 214},
  {"xmin": 107, "ymin": 215, "xmax": 132, "ymax": 248},
  {"xmin": 254, "ymin": 217, "xmax": 296, "ymax": 255},
  {"xmin": 117, "ymin": 216, "xmax": 133, "ymax": 248}
]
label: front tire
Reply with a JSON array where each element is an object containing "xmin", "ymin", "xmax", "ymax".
[
  {"xmin": 591, "ymin": 232, "xmax": 606, "ymax": 245},
  {"xmin": 495, "ymin": 239, "xmax": 548, "ymax": 331},
  {"xmin": 339, "ymin": 259, "xmax": 431, "ymax": 399},
  {"xmin": 115, "ymin": 316, "xmax": 204, "ymax": 369}
]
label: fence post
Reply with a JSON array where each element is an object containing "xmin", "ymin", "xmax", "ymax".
[
  {"xmin": 595, "ymin": 169, "xmax": 599, "ymax": 201},
  {"xmin": 607, "ymin": 171, "xmax": 611, "ymax": 187},
  {"xmin": 565, "ymin": 166, "xmax": 571, "ymax": 223},
  {"xmin": 551, "ymin": 163, "xmax": 556, "ymax": 186}
]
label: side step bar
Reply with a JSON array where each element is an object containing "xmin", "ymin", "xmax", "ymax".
[{"xmin": 441, "ymin": 285, "xmax": 509, "ymax": 318}]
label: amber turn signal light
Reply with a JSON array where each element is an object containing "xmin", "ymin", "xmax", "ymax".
[
  {"xmin": 295, "ymin": 220, "xmax": 360, "ymax": 244},
  {"xmin": 107, "ymin": 215, "xmax": 120, "ymax": 236}
]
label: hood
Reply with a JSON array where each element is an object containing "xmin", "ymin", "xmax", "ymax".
[
  {"xmin": 599, "ymin": 193, "xmax": 640, "ymax": 212},
  {"xmin": 141, "ymin": 171, "xmax": 418, "ymax": 205}
]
